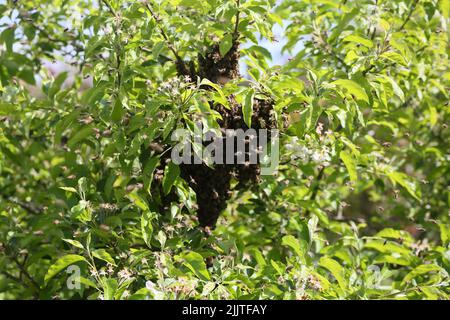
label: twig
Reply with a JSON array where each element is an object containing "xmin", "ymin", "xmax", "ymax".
[
  {"xmin": 1, "ymin": 270, "xmax": 39, "ymax": 299},
  {"xmin": 115, "ymin": 44, "xmax": 122, "ymax": 92},
  {"xmin": 362, "ymin": 64, "xmax": 376, "ymax": 76},
  {"xmin": 17, "ymin": 11, "xmax": 83, "ymax": 53},
  {"xmin": 2, "ymin": 243, "xmax": 41, "ymax": 298},
  {"xmin": 99, "ymin": 0, "xmax": 123, "ymax": 96},
  {"xmin": 330, "ymin": 49, "xmax": 350, "ymax": 72},
  {"xmin": 144, "ymin": 3, "xmax": 182, "ymax": 62},
  {"xmin": 398, "ymin": 0, "xmax": 420, "ymax": 31},
  {"xmin": 2, "ymin": 196, "xmax": 42, "ymax": 215},
  {"xmin": 1, "ymin": 270, "xmax": 22, "ymax": 284},
  {"xmin": 309, "ymin": 166, "xmax": 325, "ymax": 202},
  {"xmin": 304, "ymin": 166, "xmax": 325, "ymax": 216},
  {"xmin": 11, "ymin": 256, "xmax": 41, "ymax": 291},
  {"xmin": 101, "ymin": 0, "xmax": 116, "ymax": 16},
  {"xmin": 317, "ymin": 27, "xmax": 349, "ymax": 72},
  {"xmin": 144, "ymin": 2, "xmax": 190, "ymax": 76},
  {"xmin": 0, "ymin": 271, "xmax": 39, "ymax": 300},
  {"xmin": 233, "ymin": 0, "xmax": 241, "ymax": 42}
]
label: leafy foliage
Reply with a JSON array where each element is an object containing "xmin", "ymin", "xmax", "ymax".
[{"xmin": 0, "ymin": 0, "xmax": 449, "ymax": 300}]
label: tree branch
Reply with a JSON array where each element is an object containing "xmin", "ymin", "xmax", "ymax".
[
  {"xmin": 310, "ymin": 166, "xmax": 325, "ymax": 202},
  {"xmin": 398, "ymin": 0, "xmax": 420, "ymax": 31},
  {"xmin": 2, "ymin": 243, "xmax": 41, "ymax": 298},
  {"xmin": 1, "ymin": 195, "xmax": 42, "ymax": 215},
  {"xmin": 233, "ymin": 0, "xmax": 241, "ymax": 42},
  {"xmin": 144, "ymin": 3, "xmax": 182, "ymax": 62},
  {"xmin": 304, "ymin": 166, "xmax": 325, "ymax": 216},
  {"xmin": 101, "ymin": 0, "xmax": 116, "ymax": 16},
  {"xmin": 144, "ymin": 2, "xmax": 190, "ymax": 76},
  {"xmin": 1, "ymin": 270, "xmax": 22, "ymax": 284},
  {"xmin": 11, "ymin": 256, "xmax": 41, "ymax": 291}
]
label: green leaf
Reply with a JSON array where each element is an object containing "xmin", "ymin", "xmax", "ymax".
[
  {"xmin": 385, "ymin": 77, "xmax": 405, "ymax": 102},
  {"xmin": 162, "ymin": 161, "xmax": 180, "ymax": 195},
  {"xmin": 81, "ymin": 81, "xmax": 107, "ymax": 106},
  {"xmin": 270, "ymin": 259, "xmax": 285, "ymax": 276},
  {"xmin": 247, "ymin": 45, "xmax": 272, "ymax": 60},
  {"xmin": 59, "ymin": 187, "xmax": 78, "ymax": 193},
  {"xmin": 78, "ymin": 177, "xmax": 88, "ymax": 194},
  {"xmin": 242, "ymin": 88, "xmax": 255, "ymax": 128},
  {"xmin": 143, "ymin": 157, "xmax": 159, "ymax": 194},
  {"xmin": 375, "ymin": 75, "xmax": 405, "ymax": 102},
  {"xmin": 92, "ymin": 249, "xmax": 116, "ymax": 265},
  {"xmin": 342, "ymin": 35, "xmax": 373, "ymax": 48},
  {"xmin": 44, "ymin": 254, "xmax": 87, "ymax": 285},
  {"xmin": 54, "ymin": 109, "xmax": 81, "ymax": 145},
  {"xmin": 439, "ymin": 223, "xmax": 449, "ymax": 246},
  {"xmin": 201, "ymin": 282, "xmax": 217, "ymax": 296},
  {"xmin": 380, "ymin": 51, "xmax": 408, "ymax": 66},
  {"xmin": 319, "ymin": 257, "xmax": 347, "ymax": 291},
  {"xmin": 386, "ymin": 171, "xmax": 421, "ymax": 201},
  {"xmin": 375, "ymin": 228, "xmax": 407, "ymax": 240},
  {"xmin": 111, "ymin": 98, "xmax": 124, "ymax": 122},
  {"xmin": 340, "ymin": 150, "xmax": 358, "ymax": 182},
  {"xmin": 364, "ymin": 240, "xmax": 411, "ymax": 256},
  {"xmin": 0, "ymin": 102, "xmax": 15, "ymax": 116},
  {"xmin": 219, "ymin": 34, "xmax": 233, "ymax": 56},
  {"xmin": 127, "ymin": 190, "xmax": 149, "ymax": 211},
  {"xmin": 141, "ymin": 211, "xmax": 154, "ymax": 248},
  {"xmin": 374, "ymin": 255, "xmax": 412, "ymax": 266},
  {"xmin": 62, "ymin": 239, "xmax": 84, "ymax": 249},
  {"xmin": 70, "ymin": 200, "xmax": 92, "ymax": 223},
  {"xmin": 439, "ymin": 0, "xmax": 449, "ymax": 18},
  {"xmin": 329, "ymin": 8, "xmax": 359, "ymax": 43},
  {"xmin": 67, "ymin": 126, "xmax": 94, "ymax": 149},
  {"xmin": 103, "ymin": 278, "xmax": 118, "ymax": 300},
  {"xmin": 332, "ymin": 79, "xmax": 369, "ymax": 103},
  {"xmin": 152, "ymin": 41, "xmax": 165, "ymax": 59},
  {"xmin": 281, "ymin": 235, "xmax": 307, "ymax": 262},
  {"xmin": 251, "ymin": 248, "xmax": 266, "ymax": 266},
  {"xmin": 1, "ymin": 28, "xmax": 15, "ymax": 52},
  {"xmin": 79, "ymin": 276, "xmax": 98, "ymax": 289},
  {"xmin": 200, "ymin": 78, "xmax": 229, "ymax": 108},
  {"xmin": 17, "ymin": 67, "xmax": 36, "ymax": 85},
  {"xmin": 429, "ymin": 106, "xmax": 438, "ymax": 127},
  {"xmin": 181, "ymin": 251, "xmax": 211, "ymax": 281},
  {"xmin": 48, "ymin": 71, "xmax": 68, "ymax": 99},
  {"xmin": 403, "ymin": 264, "xmax": 444, "ymax": 284},
  {"xmin": 156, "ymin": 230, "xmax": 167, "ymax": 249}
]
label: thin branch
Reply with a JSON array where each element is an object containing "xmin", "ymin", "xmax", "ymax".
[
  {"xmin": 398, "ymin": 0, "xmax": 420, "ymax": 31},
  {"xmin": 304, "ymin": 166, "xmax": 325, "ymax": 216},
  {"xmin": 0, "ymin": 271, "xmax": 39, "ymax": 300},
  {"xmin": 1, "ymin": 269, "xmax": 39, "ymax": 299},
  {"xmin": 101, "ymin": 0, "xmax": 116, "ymax": 16},
  {"xmin": 2, "ymin": 243, "xmax": 41, "ymax": 298},
  {"xmin": 233, "ymin": 0, "xmax": 241, "ymax": 42},
  {"xmin": 329, "ymin": 49, "xmax": 350, "ymax": 72},
  {"xmin": 144, "ymin": 3, "xmax": 182, "ymax": 62},
  {"xmin": 2, "ymin": 195, "xmax": 42, "ymax": 215},
  {"xmin": 309, "ymin": 166, "xmax": 325, "ymax": 202},
  {"xmin": 319, "ymin": 29, "xmax": 350, "ymax": 72},
  {"xmin": 362, "ymin": 62, "xmax": 396, "ymax": 76},
  {"xmin": 99, "ymin": 0, "xmax": 123, "ymax": 95},
  {"xmin": 1, "ymin": 270, "xmax": 22, "ymax": 284},
  {"xmin": 115, "ymin": 45, "xmax": 122, "ymax": 93},
  {"xmin": 11, "ymin": 256, "xmax": 41, "ymax": 291},
  {"xmin": 17, "ymin": 10, "xmax": 83, "ymax": 53},
  {"xmin": 144, "ymin": 2, "xmax": 190, "ymax": 76},
  {"xmin": 362, "ymin": 64, "xmax": 376, "ymax": 76}
]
